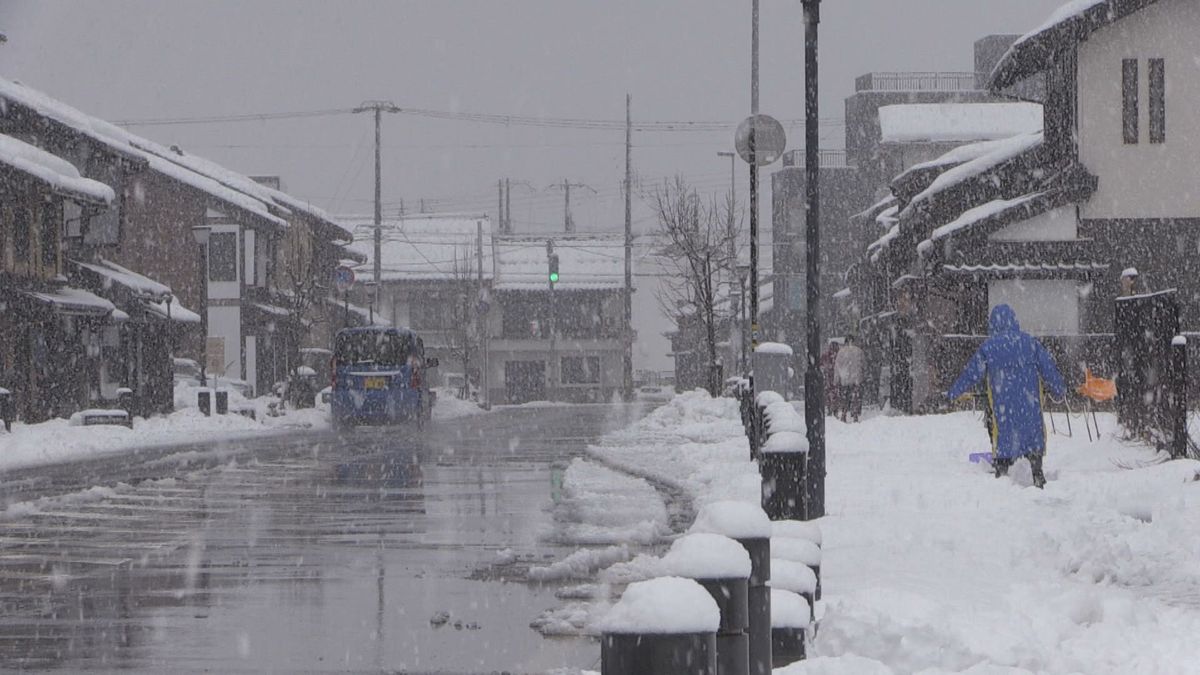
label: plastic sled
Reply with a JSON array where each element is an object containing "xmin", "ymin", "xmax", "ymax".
[{"xmin": 968, "ymin": 452, "xmax": 993, "ymax": 465}]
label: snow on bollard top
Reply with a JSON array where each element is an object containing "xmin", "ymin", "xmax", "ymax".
[
  {"xmin": 595, "ymin": 576, "xmax": 721, "ymax": 635},
  {"xmin": 770, "ymin": 589, "xmax": 811, "ymax": 629},
  {"xmin": 772, "ymin": 537, "xmax": 822, "ymax": 566},
  {"xmin": 756, "ymin": 390, "xmax": 785, "ymax": 407},
  {"xmin": 661, "ymin": 532, "xmax": 752, "ymax": 579},
  {"xmin": 763, "ymin": 430, "xmax": 809, "ymax": 454},
  {"xmin": 1173, "ymin": 335, "xmax": 1187, "ymax": 347},
  {"xmin": 769, "ymin": 559, "xmax": 817, "ymax": 595},
  {"xmin": 755, "ymin": 342, "xmax": 794, "ymax": 356},
  {"xmin": 689, "ymin": 500, "xmax": 772, "ymax": 540},
  {"xmin": 772, "ymin": 519, "xmax": 823, "ymax": 547}
]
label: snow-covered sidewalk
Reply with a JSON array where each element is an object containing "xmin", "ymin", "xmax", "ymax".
[
  {"xmin": 0, "ymin": 384, "xmax": 487, "ymax": 473},
  {"xmin": 575, "ymin": 391, "xmax": 1200, "ymax": 673}
]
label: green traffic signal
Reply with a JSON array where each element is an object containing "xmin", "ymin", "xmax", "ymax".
[
  {"xmin": 548, "ymin": 253, "xmax": 560, "ymax": 284},
  {"xmin": 549, "ymin": 271, "xmax": 559, "ymax": 283}
]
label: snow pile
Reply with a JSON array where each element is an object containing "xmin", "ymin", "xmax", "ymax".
[
  {"xmin": 551, "ymin": 458, "xmax": 670, "ymax": 545},
  {"xmin": 689, "ymin": 500, "xmax": 771, "ymax": 540},
  {"xmin": 431, "ymin": 390, "xmax": 487, "ymax": 421},
  {"xmin": 0, "ymin": 382, "xmax": 329, "ymax": 471},
  {"xmin": 528, "ymin": 545, "xmax": 631, "ymax": 582},
  {"xmin": 764, "ymin": 430, "xmax": 809, "ymax": 454},
  {"xmin": 660, "ymin": 533, "xmax": 751, "ymax": 580},
  {"xmin": 594, "ymin": 576, "xmax": 720, "ymax": 635},
  {"xmin": 756, "ymin": 342, "xmax": 794, "ymax": 356},
  {"xmin": 590, "ymin": 391, "xmax": 757, "ymax": 505},
  {"xmin": 772, "ymin": 589, "xmax": 812, "ymax": 629}
]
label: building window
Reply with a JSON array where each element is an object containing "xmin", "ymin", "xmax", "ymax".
[
  {"xmin": 208, "ymin": 231, "xmax": 238, "ymax": 282},
  {"xmin": 1149, "ymin": 58, "xmax": 1165, "ymax": 144},
  {"xmin": 13, "ymin": 207, "xmax": 31, "ymax": 261},
  {"xmin": 41, "ymin": 204, "xmax": 59, "ymax": 267},
  {"xmin": 561, "ymin": 356, "xmax": 601, "ymax": 385},
  {"xmin": 1122, "ymin": 58, "xmax": 1139, "ymax": 144}
]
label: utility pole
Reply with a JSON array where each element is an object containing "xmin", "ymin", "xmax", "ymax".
[
  {"xmin": 505, "ymin": 178, "xmax": 512, "ymax": 234},
  {"xmin": 749, "ymin": 0, "xmax": 761, "ymax": 351},
  {"xmin": 353, "ymin": 100, "xmax": 401, "ymax": 318},
  {"xmin": 498, "ymin": 179, "xmax": 505, "ymax": 233},
  {"xmin": 802, "ymin": 0, "xmax": 825, "ymax": 519},
  {"xmin": 477, "ymin": 219, "xmax": 489, "ymax": 408},
  {"xmin": 623, "ymin": 93, "xmax": 634, "ymax": 401},
  {"xmin": 549, "ymin": 180, "xmax": 595, "ymax": 233},
  {"xmin": 546, "ymin": 238, "xmax": 557, "ymax": 400}
]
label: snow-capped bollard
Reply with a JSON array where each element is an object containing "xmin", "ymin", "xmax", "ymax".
[
  {"xmin": 760, "ymin": 431, "xmax": 809, "ymax": 520},
  {"xmin": 215, "ymin": 389, "xmax": 229, "ymax": 415},
  {"xmin": 752, "ymin": 390, "xmax": 785, "ymax": 460},
  {"xmin": 771, "ymin": 519, "xmax": 823, "ymax": 548},
  {"xmin": 772, "ymin": 537, "xmax": 822, "ymax": 601},
  {"xmin": 688, "ymin": 501, "xmax": 774, "ymax": 675},
  {"xmin": 598, "ymin": 576, "xmax": 720, "ymax": 675},
  {"xmin": 1171, "ymin": 335, "xmax": 1188, "ymax": 460},
  {"xmin": 770, "ymin": 559, "xmax": 817, "ymax": 622},
  {"xmin": 770, "ymin": 589, "xmax": 810, "ymax": 666},
  {"xmin": 661, "ymin": 533, "xmax": 752, "ymax": 675}
]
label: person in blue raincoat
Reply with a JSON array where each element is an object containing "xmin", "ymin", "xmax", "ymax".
[{"xmin": 947, "ymin": 304, "xmax": 1066, "ymax": 488}]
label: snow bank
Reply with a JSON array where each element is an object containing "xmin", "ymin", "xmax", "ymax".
[
  {"xmin": 689, "ymin": 500, "xmax": 771, "ymax": 540},
  {"xmin": 772, "ymin": 589, "xmax": 812, "ymax": 629},
  {"xmin": 553, "ymin": 459, "xmax": 670, "ymax": 545},
  {"xmin": 661, "ymin": 532, "xmax": 751, "ymax": 580},
  {"xmin": 528, "ymin": 544, "xmax": 631, "ymax": 582},
  {"xmin": 431, "ymin": 390, "xmax": 487, "ymax": 421},
  {"xmin": 595, "ymin": 576, "xmax": 720, "ymax": 635}
]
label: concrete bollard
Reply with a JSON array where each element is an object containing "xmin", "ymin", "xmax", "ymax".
[
  {"xmin": 770, "ymin": 559, "xmax": 817, "ymax": 622},
  {"xmin": 661, "ymin": 533, "xmax": 752, "ymax": 675},
  {"xmin": 760, "ymin": 431, "xmax": 809, "ymax": 520},
  {"xmin": 215, "ymin": 389, "xmax": 229, "ymax": 415},
  {"xmin": 770, "ymin": 589, "xmax": 810, "ymax": 666},
  {"xmin": 1171, "ymin": 335, "xmax": 1188, "ymax": 460},
  {"xmin": 688, "ymin": 501, "xmax": 773, "ymax": 675},
  {"xmin": 599, "ymin": 576, "xmax": 720, "ymax": 675},
  {"xmin": 0, "ymin": 387, "xmax": 12, "ymax": 432},
  {"xmin": 772, "ymin": 537, "xmax": 822, "ymax": 602},
  {"xmin": 197, "ymin": 389, "xmax": 212, "ymax": 416}
]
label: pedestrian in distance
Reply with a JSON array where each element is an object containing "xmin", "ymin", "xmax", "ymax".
[
  {"xmin": 821, "ymin": 340, "xmax": 841, "ymax": 420},
  {"xmin": 946, "ymin": 304, "xmax": 1066, "ymax": 488},
  {"xmin": 834, "ymin": 334, "xmax": 865, "ymax": 423}
]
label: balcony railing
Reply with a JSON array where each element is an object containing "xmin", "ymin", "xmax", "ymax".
[
  {"xmin": 855, "ymin": 72, "xmax": 980, "ymax": 93},
  {"xmin": 782, "ymin": 148, "xmax": 850, "ymax": 169}
]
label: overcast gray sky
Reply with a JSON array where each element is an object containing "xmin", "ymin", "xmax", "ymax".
[{"xmin": 0, "ymin": 0, "xmax": 1065, "ymax": 370}]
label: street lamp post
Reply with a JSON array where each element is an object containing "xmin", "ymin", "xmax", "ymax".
[
  {"xmin": 719, "ymin": 150, "xmax": 739, "ymax": 375},
  {"xmin": 802, "ymin": 0, "xmax": 825, "ymax": 520}
]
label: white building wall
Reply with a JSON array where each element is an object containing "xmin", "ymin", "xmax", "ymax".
[
  {"xmin": 1078, "ymin": 0, "xmax": 1200, "ymax": 220},
  {"xmin": 988, "ymin": 279, "xmax": 1079, "ymax": 336},
  {"xmin": 990, "ymin": 205, "xmax": 1077, "ymax": 241}
]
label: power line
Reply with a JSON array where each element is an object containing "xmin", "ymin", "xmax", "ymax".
[{"xmin": 112, "ymin": 107, "xmax": 357, "ymax": 127}]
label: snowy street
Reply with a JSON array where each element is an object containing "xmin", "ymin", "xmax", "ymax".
[{"xmin": 0, "ymin": 402, "xmax": 652, "ymax": 672}]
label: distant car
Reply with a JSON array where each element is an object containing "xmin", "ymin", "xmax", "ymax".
[
  {"xmin": 636, "ymin": 385, "xmax": 674, "ymax": 402},
  {"xmin": 329, "ymin": 326, "xmax": 438, "ymax": 430}
]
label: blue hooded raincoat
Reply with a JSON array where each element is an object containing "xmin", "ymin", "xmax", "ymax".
[{"xmin": 947, "ymin": 304, "xmax": 1066, "ymax": 459}]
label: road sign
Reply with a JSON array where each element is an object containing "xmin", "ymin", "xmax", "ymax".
[
  {"xmin": 333, "ymin": 265, "xmax": 356, "ymax": 293},
  {"xmin": 735, "ymin": 114, "xmax": 787, "ymax": 167}
]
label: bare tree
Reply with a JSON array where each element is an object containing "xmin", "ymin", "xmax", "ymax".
[
  {"xmin": 278, "ymin": 225, "xmax": 328, "ymax": 407},
  {"xmin": 653, "ymin": 176, "xmax": 739, "ymax": 395}
]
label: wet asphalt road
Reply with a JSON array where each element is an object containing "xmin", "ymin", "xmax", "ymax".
[{"xmin": 0, "ymin": 403, "xmax": 653, "ymax": 673}]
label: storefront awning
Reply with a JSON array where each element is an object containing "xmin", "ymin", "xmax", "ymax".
[
  {"xmin": 20, "ymin": 286, "xmax": 117, "ymax": 318},
  {"xmin": 70, "ymin": 258, "xmax": 200, "ymax": 323}
]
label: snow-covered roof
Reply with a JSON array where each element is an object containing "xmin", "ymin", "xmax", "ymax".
[
  {"xmin": 990, "ymin": 0, "xmax": 1159, "ymax": 90},
  {"xmin": 927, "ymin": 193, "xmax": 1045, "ymax": 246},
  {"xmin": 0, "ymin": 133, "xmax": 113, "ymax": 205},
  {"xmin": 495, "ymin": 234, "xmax": 624, "ymax": 291},
  {"xmin": 868, "ymin": 222, "xmax": 901, "ymax": 262},
  {"xmin": 73, "ymin": 258, "xmax": 172, "ymax": 298},
  {"xmin": 902, "ymin": 131, "xmax": 1044, "ymax": 217},
  {"xmin": 0, "ymin": 77, "xmax": 311, "ymax": 231},
  {"xmin": 942, "ymin": 261, "xmax": 1109, "ymax": 276},
  {"xmin": 878, "ymin": 103, "xmax": 1043, "ymax": 144},
  {"xmin": 342, "ymin": 213, "xmax": 494, "ymax": 282},
  {"xmin": 22, "ymin": 286, "xmax": 116, "ymax": 317}
]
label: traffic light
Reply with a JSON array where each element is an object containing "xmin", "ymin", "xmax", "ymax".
[{"xmin": 548, "ymin": 254, "xmax": 560, "ymax": 285}]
